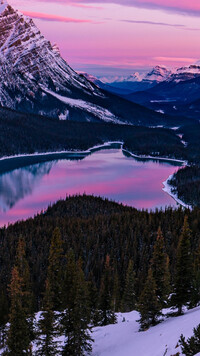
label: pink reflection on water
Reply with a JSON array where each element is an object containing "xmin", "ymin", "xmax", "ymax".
[{"xmin": 0, "ymin": 149, "xmax": 181, "ymax": 226}]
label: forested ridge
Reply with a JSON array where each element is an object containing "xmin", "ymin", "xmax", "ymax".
[
  {"xmin": 169, "ymin": 165, "xmax": 200, "ymax": 207},
  {"xmin": 1, "ymin": 195, "xmax": 200, "ymax": 354},
  {"xmin": 0, "ymin": 106, "xmax": 200, "ymax": 163}
]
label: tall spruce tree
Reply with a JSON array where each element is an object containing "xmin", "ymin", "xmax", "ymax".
[
  {"xmin": 138, "ymin": 268, "xmax": 161, "ymax": 330},
  {"xmin": 62, "ymin": 256, "xmax": 93, "ymax": 356},
  {"xmin": 15, "ymin": 237, "xmax": 34, "ymax": 341},
  {"xmin": 151, "ymin": 228, "xmax": 170, "ymax": 307},
  {"xmin": 190, "ymin": 245, "xmax": 200, "ymax": 308},
  {"xmin": 121, "ymin": 259, "xmax": 136, "ymax": 312},
  {"xmin": 173, "ymin": 217, "xmax": 193, "ymax": 315},
  {"xmin": 47, "ymin": 227, "xmax": 64, "ymax": 311},
  {"xmin": 36, "ymin": 279, "xmax": 59, "ymax": 356},
  {"xmin": 6, "ymin": 267, "xmax": 31, "ymax": 355},
  {"xmin": 99, "ymin": 255, "xmax": 116, "ymax": 326}
]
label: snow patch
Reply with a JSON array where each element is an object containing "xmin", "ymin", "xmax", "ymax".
[{"xmin": 42, "ymin": 88, "xmax": 125, "ymax": 124}]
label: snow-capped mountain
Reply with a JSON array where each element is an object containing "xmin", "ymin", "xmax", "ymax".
[
  {"xmin": 0, "ymin": 1, "xmax": 169, "ymax": 126},
  {"xmin": 144, "ymin": 65, "xmax": 171, "ymax": 82},
  {"xmin": 168, "ymin": 65, "xmax": 200, "ymax": 83}
]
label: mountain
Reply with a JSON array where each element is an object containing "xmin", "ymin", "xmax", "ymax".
[
  {"xmin": 93, "ymin": 63, "xmax": 200, "ymax": 94},
  {"xmin": 91, "ymin": 66, "xmax": 171, "ymax": 93},
  {"xmin": 144, "ymin": 65, "xmax": 171, "ymax": 82},
  {"xmin": 0, "ymin": 1, "xmax": 171, "ymax": 127},
  {"xmin": 119, "ymin": 63, "xmax": 200, "ymax": 119}
]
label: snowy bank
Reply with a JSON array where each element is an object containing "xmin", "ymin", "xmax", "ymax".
[
  {"xmin": 162, "ymin": 174, "xmax": 192, "ymax": 210},
  {"xmin": 92, "ymin": 307, "xmax": 200, "ymax": 356}
]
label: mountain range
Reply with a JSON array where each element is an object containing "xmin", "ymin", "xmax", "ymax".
[
  {"xmin": 0, "ymin": 0, "xmax": 177, "ymax": 127},
  {"xmin": 85, "ymin": 64, "xmax": 200, "ymax": 120}
]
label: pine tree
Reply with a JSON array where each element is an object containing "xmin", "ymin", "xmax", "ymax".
[
  {"xmin": 0, "ymin": 289, "xmax": 9, "ymax": 349},
  {"xmin": 112, "ymin": 271, "xmax": 120, "ymax": 313},
  {"xmin": 99, "ymin": 255, "xmax": 116, "ymax": 326},
  {"xmin": 15, "ymin": 237, "xmax": 34, "ymax": 341},
  {"xmin": 36, "ymin": 279, "xmax": 59, "ymax": 356},
  {"xmin": 179, "ymin": 324, "xmax": 200, "ymax": 356},
  {"xmin": 46, "ymin": 227, "xmax": 64, "ymax": 311},
  {"xmin": 190, "ymin": 245, "xmax": 200, "ymax": 308},
  {"xmin": 173, "ymin": 217, "xmax": 193, "ymax": 315},
  {"xmin": 6, "ymin": 267, "xmax": 31, "ymax": 355},
  {"xmin": 138, "ymin": 268, "xmax": 161, "ymax": 330},
  {"xmin": 151, "ymin": 228, "xmax": 170, "ymax": 307},
  {"xmin": 62, "ymin": 257, "xmax": 93, "ymax": 356},
  {"xmin": 121, "ymin": 259, "xmax": 136, "ymax": 312}
]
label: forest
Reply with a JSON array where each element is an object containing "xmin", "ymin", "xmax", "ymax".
[
  {"xmin": 0, "ymin": 195, "xmax": 200, "ymax": 354},
  {"xmin": 0, "ymin": 106, "xmax": 200, "ymax": 163},
  {"xmin": 169, "ymin": 165, "xmax": 200, "ymax": 207}
]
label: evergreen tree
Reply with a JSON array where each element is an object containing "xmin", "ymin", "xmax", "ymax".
[
  {"xmin": 190, "ymin": 245, "xmax": 200, "ymax": 308},
  {"xmin": 151, "ymin": 228, "xmax": 170, "ymax": 307},
  {"xmin": 173, "ymin": 217, "xmax": 193, "ymax": 315},
  {"xmin": 138, "ymin": 268, "xmax": 161, "ymax": 330},
  {"xmin": 46, "ymin": 227, "xmax": 64, "ymax": 311},
  {"xmin": 112, "ymin": 271, "xmax": 120, "ymax": 313},
  {"xmin": 0, "ymin": 289, "xmax": 9, "ymax": 349},
  {"xmin": 6, "ymin": 267, "xmax": 31, "ymax": 355},
  {"xmin": 121, "ymin": 259, "xmax": 136, "ymax": 312},
  {"xmin": 36, "ymin": 279, "xmax": 59, "ymax": 356},
  {"xmin": 62, "ymin": 257, "xmax": 93, "ymax": 356},
  {"xmin": 15, "ymin": 237, "xmax": 34, "ymax": 341},
  {"xmin": 179, "ymin": 324, "xmax": 200, "ymax": 356},
  {"xmin": 99, "ymin": 255, "xmax": 116, "ymax": 326}
]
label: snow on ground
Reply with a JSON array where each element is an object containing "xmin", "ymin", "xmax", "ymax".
[
  {"xmin": 42, "ymin": 87, "xmax": 125, "ymax": 124},
  {"xmin": 92, "ymin": 307, "xmax": 200, "ymax": 356},
  {"xmin": 162, "ymin": 174, "xmax": 192, "ymax": 209}
]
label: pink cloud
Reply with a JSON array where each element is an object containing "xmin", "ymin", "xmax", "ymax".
[
  {"xmin": 36, "ymin": 0, "xmax": 200, "ymax": 16},
  {"xmin": 22, "ymin": 11, "xmax": 94, "ymax": 23}
]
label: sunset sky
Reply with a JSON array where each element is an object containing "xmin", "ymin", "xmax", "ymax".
[{"xmin": 8, "ymin": 0, "xmax": 200, "ymax": 75}]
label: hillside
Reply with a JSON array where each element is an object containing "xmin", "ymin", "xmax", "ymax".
[{"xmin": 92, "ymin": 307, "xmax": 200, "ymax": 356}]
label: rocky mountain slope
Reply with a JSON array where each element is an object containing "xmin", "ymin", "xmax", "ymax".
[{"xmin": 0, "ymin": 0, "xmax": 171, "ymax": 126}]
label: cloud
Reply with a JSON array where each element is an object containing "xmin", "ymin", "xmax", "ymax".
[
  {"xmin": 22, "ymin": 11, "xmax": 95, "ymax": 23},
  {"xmin": 36, "ymin": 0, "xmax": 200, "ymax": 17},
  {"xmin": 154, "ymin": 57, "xmax": 197, "ymax": 63},
  {"xmin": 121, "ymin": 19, "xmax": 185, "ymax": 29},
  {"xmin": 121, "ymin": 19, "xmax": 200, "ymax": 31}
]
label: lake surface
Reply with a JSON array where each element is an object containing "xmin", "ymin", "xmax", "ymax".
[{"xmin": 0, "ymin": 147, "xmax": 183, "ymax": 226}]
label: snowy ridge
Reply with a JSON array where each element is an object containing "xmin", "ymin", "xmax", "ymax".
[
  {"xmin": 42, "ymin": 88, "xmax": 123, "ymax": 124},
  {"xmin": 93, "ymin": 61, "xmax": 200, "ymax": 86},
  {"xmin": 0, "ymin": 3, "xmax": 126, "ymax": 123}
]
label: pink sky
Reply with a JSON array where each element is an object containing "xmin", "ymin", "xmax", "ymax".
[{"xmin": 8, "ymin": 0, "xmax": 200, "ymax": 75}]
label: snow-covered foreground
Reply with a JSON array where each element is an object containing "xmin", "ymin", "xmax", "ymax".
[{"xmin": 92, "ymin": 307, "xmax": 200, "ymax": 356}]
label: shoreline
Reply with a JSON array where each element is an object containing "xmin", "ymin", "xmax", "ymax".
[
  {"xmin": 0, "ymin": 141, "xmax": 191, "ymax": 210},
  {"xmin": 0, "ymin": 141, "xmax": 124, "ymax": 163},
  {"xmin": 0, "ymin": 141, "xmax": 186, "ymax": 166},
  {"xmin": 122, "ymin": 148, "xmax": 187, "ymax": 165},
  {"xmin": 162, "ymin": 174, "xmax": 192, "ymax": 210}
]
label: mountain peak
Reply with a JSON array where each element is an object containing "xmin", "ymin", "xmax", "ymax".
[{"xmin": 0, "ymin": 0, "xmax": 8, "ymax": 14}]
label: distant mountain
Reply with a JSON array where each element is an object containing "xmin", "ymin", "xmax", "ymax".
[
  {"xmin": 90, "ymin": 64, "xmax": 200, "ymax": 94},
  {"xmin": 0, "ymin": 1, "xmax": 172, "ymax": 127},
  {"xmin": 118, "ymin": 63, "xmax": 200, "ymax": 119}
]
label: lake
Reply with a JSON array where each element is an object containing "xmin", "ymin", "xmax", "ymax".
[{"xmin": 0, "ymin": 146, "xmax": 183, "ymax": 226}]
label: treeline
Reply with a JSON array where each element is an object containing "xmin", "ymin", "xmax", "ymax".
[
  {"xmin": 0, "ymin": 196, "xmax": 200, "ymax": 353},
  {"xmin": 0, "ymin": 106, "xmax": 191, "ymax": 162},
  {"xmin": 169, "ymin": 165, "xmax": 200, "ymax": 207}
]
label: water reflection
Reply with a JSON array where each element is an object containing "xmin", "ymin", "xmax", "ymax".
[
  {"xmin": 0, "ymin": 148, "xmax": 182, "ymax": 226},
  {"xmin": 0, "ymin": 162, "xmax": 55, "ymax": 212}
]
